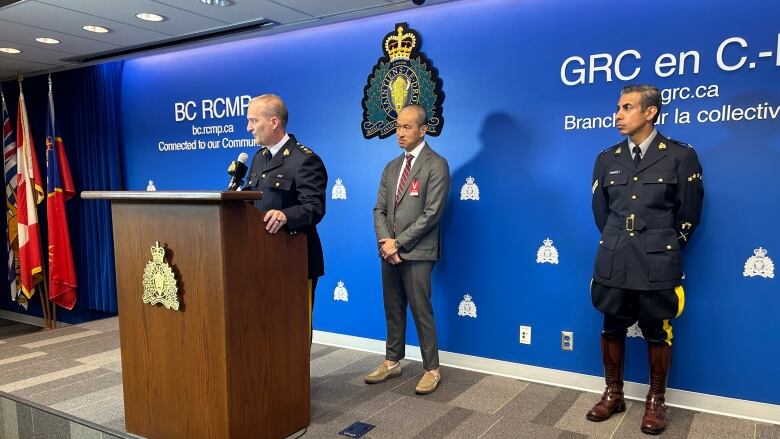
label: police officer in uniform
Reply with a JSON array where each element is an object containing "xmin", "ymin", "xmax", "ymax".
[
  {"xmin": 587, "ymin": 85, "xmax": 703, "ymax": 435},
  {"xmin": 244, "ymin": 94, "xmax": 327, "ymax": 331}
]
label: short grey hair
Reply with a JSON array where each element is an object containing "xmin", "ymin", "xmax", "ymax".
[{"xmin": 252, "ymin": 94, "xmax": 289, "ymax": 128}]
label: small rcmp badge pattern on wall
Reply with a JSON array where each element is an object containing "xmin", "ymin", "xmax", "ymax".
[
  {"xmin": 743, "ymin": 247, "xmax": 774, "ymax": 279},
  {"xmin": 460, "ymin": 176, "xmax": 480, "ymax": 201},
  {"xmin": 334, "ymin": 280, "xmax": 349, "ymax": 302},
  {"xmin": 331, "ymin": 178, "xmax": 347, "ymax": 200},
  {"xmin": 458, "ymin": 294, "xmax": 477, "ymax": 318},
  {"xmin": 361, "ymin": 22, "xmax": 444, "ymax": 139},
  {"xmin": 536, "ymin": 238, "xmax": 559, "ymax": 264}
]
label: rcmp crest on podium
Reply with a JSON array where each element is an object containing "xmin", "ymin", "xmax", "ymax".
[
  {"xmin": 141, "ymin": 241, "xmax": 179, "ymax": 310},
  {"xmin": 331, "ymin": 178, "xmax": 347, "ymax": 200},
  {"xmin": 458, "ymin": 294, "xmax": 477, "ymax": 318},
  {"xmin": 361, "ymin": 22, "xmax": 444, "ymax": 139},
  {"xmin": 536, "ymin": 238, "xmax": 559, "ymax": 264},
  {"xmin": 334, "ymin": 280, "xmax": 349, "ymax": 302},
  {"xmin": 743, "ymin": 247, "xmax": 774, "ymax": 279}
]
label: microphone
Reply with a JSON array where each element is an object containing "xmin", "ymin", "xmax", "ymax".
[{"xmin": 226, "ymin": 152, "xmax": 249, "ymax": 191}]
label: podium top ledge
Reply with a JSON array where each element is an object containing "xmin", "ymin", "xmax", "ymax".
[{"xmin": 80, "ymin": 191, "xmax": 261, "ymax": 202}]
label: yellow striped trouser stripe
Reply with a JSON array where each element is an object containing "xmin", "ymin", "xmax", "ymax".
[
  {"xmin": 662, "ymin": 319, "xmax": 673, "ymax": 346},
  {"xmin": 674, "ymin": 285, "xmax": 685, "ymax": 318}
]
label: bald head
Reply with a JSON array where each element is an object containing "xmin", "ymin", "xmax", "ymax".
[
  {"xmin": 399, "ymin": 104, "xmax": 428, "ymax": 127},
  {"xmin": 396, "ymin": 104, "xmax": 428, "ymax": 151}
]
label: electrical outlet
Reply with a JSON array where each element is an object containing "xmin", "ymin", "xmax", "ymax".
[
  {"xmin": 561, "ymin": 331, "xmax": 573, "ymax": 351},
  {"xmin": 519, "ymin": 326, "xmax": 531, "ymax": 345}
]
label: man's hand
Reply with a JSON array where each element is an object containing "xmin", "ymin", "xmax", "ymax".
[
  {"xmin": 264, "ymin": 210, "xmax": 287, "ymax": 234},
  {"xmin": 385, "ymin": 253, "xmax": 402, "ymax": 265},
  {"xmin": 378, "ymin": 238, "xmax": 399, "ymax": 259}
]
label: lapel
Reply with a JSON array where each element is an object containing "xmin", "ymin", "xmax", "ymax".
[
  {"xmin": 261, "ymin": 136, "xmax": 296, "ymax": 174},
  {"xmin": 396, "ymin": 143, "xmax": 430, "ymax": 206},
  {"xmin": 636, "ymin": 133, "xmax": 667, "ymax": 173},
  {"xmin": 614, "ymin": 140, "xmax": 635, "ymax": 172}
]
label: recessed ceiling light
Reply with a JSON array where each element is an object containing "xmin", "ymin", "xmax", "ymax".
[
  {"xmin": 35, "ymin": 37, "xmax": 61, "ymax": 44},
  {"xmin": 200, "ymin": 0, "xmax": 232, "ymax": 6},
  {"xmin": 82, "ymin": 25, "xmax": 110, "ymax": 33},
  {"xmin": 0, "ymin": 47, "xmax": 21, "ymax": 54},
  {"xmin": 136, "ymin": 12, "xmax": 165, "ymax": 22}
]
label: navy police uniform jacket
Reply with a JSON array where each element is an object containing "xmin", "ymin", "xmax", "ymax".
[
  {"xmin": 592, "ymin": 133, "xmax": 703, "ymax": 291},
  {"xmin": 245, "ymin": 134, "xmax": 327, "ymax": 279}
]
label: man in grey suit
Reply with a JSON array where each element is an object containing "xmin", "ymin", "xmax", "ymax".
[{"xmin": 365, "ymin": 104, "xmax": 450, "ymax": 395}]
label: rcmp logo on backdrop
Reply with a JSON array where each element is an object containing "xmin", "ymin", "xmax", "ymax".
[
  {"xmin": 331, "ymin": 178, "xmax": 347, "ymax": 200},
  {"xmin": 743, "ymin": 247, "xmax": 774, "ymax": 279},
  {"xmin": 333, "ymin": 280, "xmax": 349, "ymax": 302},
  {"xmin": 536, "ymin": 238, "xmax": 559, "ymax": 264},
  {"xmin": 458, "ymin": 294, "xmax": 477, "ymax": 318},
  {"xmin": 361, "ymin": 22, "xmax": 445, "ymax": 139}
]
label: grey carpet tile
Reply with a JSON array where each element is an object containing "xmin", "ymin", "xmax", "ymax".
[
  {"xmin": 0, "ymin": 349, "xmax": 48, "ymax": 370},
  {"xmin": 687, "ymin": 412, "xmax": 756, "ymax": 439},
  {"xmin": 448, "ymin": 375, "xmax": 529, "ymax": 414},
  {"xmin": 554, "ymin": 391, "xmax": 634, "ymax": 438},
  {"xmin": 390, "ymin": 366, "xmax": 485, "ymax": 404},
  {"xmin": 477, "ymin": 416, "xmax": 574, "ymax": 439},
  {"xmin": 440, "ymin": 411, "xmax": 503, "ymax": 438},
  {"xmin": 309, "ymin": 345, "xmax": 339, "ymax": 361},
  {"xmin": 3, "ymin": 326, "xmax": 97, "ymax": 346},
  {"xmin": 756, "ymin": 422, "xmax": 780, "ymax": 439},
  {"xmin": 11, "ymin": 368, "xmax": 109, "ymax": 399},
  {"xmin": 531, "ymin": 387, "xmax": 583, "ymax": 427},
  {"xmin": 610, "ymin": 402, "xmax": 696, "ymax": 439},
  {"xmin": 50, "ymin": 385, "xmax": 124, "ymax": 413},
  {"xmin": 49, "ymin": 333, "xmax": 121, "ymax": 360},
  {"xmin": 411, "ymin": 406, "xmax": 475, "ymax": 439},
  {"xmin": 66, "ymin": 395, "xmax": 124, "ymax": 425},
  {"xmin": 311, "ymin": 381, "xmax": 386, "ymax": 424},
  {"xmin": 0, "ymin": 323, "xmax": 40, "ymax": 341},
  {"xmin": 24, "ymin": 372, "xmax": 122, "ymax": 407},
  {"xmin": 361, "ymin": 395, "xmax": 452, "ymax": 439},
  {"xmin": 495, "ymin": 382, "xmax": 563, "ymax": 422},
  {"xmin": 73, "ymin": 318, "xmax": 118, "ymax": 333},
  {"xmin": 310, "ymin": 347, "xmax": 372, "ymax": 378},
  {"xmin": 0, "ymin": 358, "xmax": 92, "ymax": 385}
]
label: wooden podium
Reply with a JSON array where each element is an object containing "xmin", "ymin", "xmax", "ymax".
[{"xmin": 81, "ymin": 191, "xmax": 310, "ymax": 438}]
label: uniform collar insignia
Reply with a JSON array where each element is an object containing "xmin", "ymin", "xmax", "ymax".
[
  {"xmin": 614, "ymin": 147, "xmax": 622, "ymax": 156},
  {"xmin": 658, "ymin": 142, "xmax": 667, "ymax": 151},
  {"xmin": 283, "ymin": 148, "xmax": 290, "ymax": 157}
]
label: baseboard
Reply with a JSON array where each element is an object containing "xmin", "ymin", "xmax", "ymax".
[
  {"xmin": 313, "ymin": 330, "xmax": 780, "ymax": 425},
  {"xmin": 0, "ymin": 310, "xmax": 69, "ymax": 328}
]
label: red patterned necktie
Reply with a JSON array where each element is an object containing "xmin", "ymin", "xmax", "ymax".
[{"xmin": 395, "ymin": 153, "xmax": 414, "ymax": 205}]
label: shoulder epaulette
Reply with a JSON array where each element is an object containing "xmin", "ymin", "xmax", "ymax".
[
  {"xmin": 666, "ymin": 137, "xmax": 693, "ymax": 148},
  {"xmin": 297, "ymin": 143, "xmax": 314, "ymax": 155},
  {"xmin": 599, "ymin": 142, "xmax": 622, "ymax": 156}
]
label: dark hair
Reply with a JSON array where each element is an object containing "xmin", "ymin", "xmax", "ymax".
[{"xmin": 621, "ymin": 84, "xmax": 662, "ymax": 123}]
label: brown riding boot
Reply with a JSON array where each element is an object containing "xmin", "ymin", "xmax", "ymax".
[
  {"xmin": 641, "ymin": 342, "xmax": 672, "ymax": 435},
  {"xmin": 586, "ymin": 334, "xmax": 626, "ymax": 421}
]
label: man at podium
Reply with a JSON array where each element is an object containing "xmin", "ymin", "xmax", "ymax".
[{"xmin": 244, "ymin": 94, "xmax": 328, "ymax": 331}]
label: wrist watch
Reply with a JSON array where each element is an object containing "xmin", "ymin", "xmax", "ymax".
[{"xmin": 394, "ymin": 240, "xmax": 401, "ymax": 249}]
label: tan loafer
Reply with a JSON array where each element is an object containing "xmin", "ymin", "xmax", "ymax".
[
  {"xmin": 415, "ymin": 371, "xmax": 441, "ymax": 395},
  {"xmin": 364, "ymin": 362, "xmax": 402, "ymax": 384}
]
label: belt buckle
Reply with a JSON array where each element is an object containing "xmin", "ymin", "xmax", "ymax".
[{"xmin": 625, "ymin": 214, "xmax": 635, "ymax": 232}]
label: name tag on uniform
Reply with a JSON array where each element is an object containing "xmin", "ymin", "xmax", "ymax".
[{"xmin": 409, "ymin": 179, "xmax": 420, "ymax": 197}]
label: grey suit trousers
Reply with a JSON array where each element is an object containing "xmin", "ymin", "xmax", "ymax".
[{"xmin": 381, "ymin": 259, "xmax": 439, "ymax": 370}]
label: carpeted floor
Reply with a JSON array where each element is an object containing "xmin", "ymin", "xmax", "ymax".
[{"xmin": 0, "ymin": 317, "xmax": 777, "ymax": 438}]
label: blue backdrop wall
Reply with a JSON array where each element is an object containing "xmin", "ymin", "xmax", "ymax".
[{"xmin": 120, "ymin": 0, "xmax": 780, "ymax": 405}]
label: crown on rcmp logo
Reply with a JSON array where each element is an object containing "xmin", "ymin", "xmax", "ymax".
[
  {"xmin": 463, "ymin": 293, "xmax": 472, "ymax": 301},
  {"xmin": 335, "ymin": 178, "xmax": 342, "ymax": 185},
  {"xmin": 151, "ymin": 242, "xmax": 166, "ymax": 263},
  {"xmin": 543, "ymin": 238, "xmax": 553, "ymax": 247},
  {"xmin": 337, "ymin": 280, "xmax": 345, "ymax": 288},
  {"xmin": 466, "ymin": 176, "xmax": 475, "ymax": 185},
  {"xmin": 384, "ymin": 26, "xmax": 417, "ymax": 60},
  {"xmin": 754, "ymin": 247, "xmax": 768, "ymax": 257}
]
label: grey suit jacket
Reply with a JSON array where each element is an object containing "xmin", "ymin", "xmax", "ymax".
[{"xmin": 373, "ymin": 143, "xmax": 450, "ymax": 261}]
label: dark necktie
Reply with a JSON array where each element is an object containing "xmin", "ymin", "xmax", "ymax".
[
  {"xmin": 632, "ymin": 146, "xmax": 642, "ymax": 167},
  {"xmin": 395, "ymin": 153, "xmax": 414, "ymax": 205}
]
